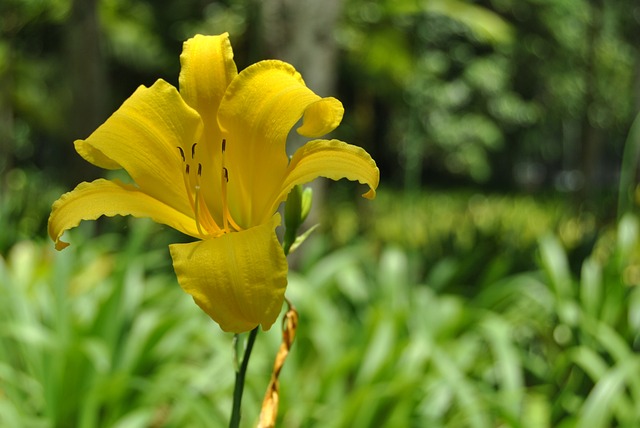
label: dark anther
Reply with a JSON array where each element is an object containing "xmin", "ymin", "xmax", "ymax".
[
  {"xmin": 177, "ymin": 147, "xmax": 185, "ymax": 162},
  {"xmin": 191, "ymin": 143, "xmax": 197, "ymax": 159},
  {"xmin": 197, "ymin": 163, "xmax": 202, "ymax": 176},
  {"xmin": 185, "ymin": 164, "xmax": 190, "ymax": 175},
  {"xmin": 223, "ymin": 167, "xmax": 229, "ymax": 182},
  {"xmin": 222, "ymin": 139, "xmax": 226, "ymax": 153}
]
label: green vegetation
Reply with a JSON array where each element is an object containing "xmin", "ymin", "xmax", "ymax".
[
  {"xmin": 2, "ymin": 196, "xmax": 639, "ymax": 426},
  {"xmin": 0, "ymin": 222, "xmax": 237, "ymax": 427},
  {"xmin": 2, "ymin": 0, "xmax": 640, "ymax": 426}
]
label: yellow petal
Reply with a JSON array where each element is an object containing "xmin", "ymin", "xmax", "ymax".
[
  {"xmin": 75, "ymin": 79, "xmax": 202, "ymax": 217},
  {"xmin": 178, "ymin": 34, "xmax": 238, "ymax": 226},
  {"xmin": 217, "ymin": 60, "xmax": 344, "ymax": 228},
  {"xmin": 270, "ymin": 139, "xmax": 379, "ymax": 214},
  {"xmin": 179, "ymin": 33, "xmax": 237, "ymax": 143},
  {"xmin": 169, "ymin": 214, "xmax": 288, "ymax": 333},
  {"xmin": 296, "ymin": 97, "xmax": 345, "ymax": 138},
  {"xmin": 49, "ymin": 179, "xmax": 200, "ymax": 250}
]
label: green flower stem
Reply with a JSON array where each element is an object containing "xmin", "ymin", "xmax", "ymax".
[
  {"xmin": 228, "ymin": 239, "xmax": 294, "ymax": 427},
  {"xmin": 229, "ymin": 326, "xmax": 259, "ymax": 428}
]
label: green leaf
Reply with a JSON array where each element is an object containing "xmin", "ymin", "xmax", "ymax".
[
  {"xmin": 580, "ymin": 258, "xmax": 602, "ymax": 318},
  {"xmin": 539, "ymin": 235, "xmax": 574, "ymax": 303},
  {"xmin": 577, "ymin": 357, "xmax": 640, "ymax": 428}
]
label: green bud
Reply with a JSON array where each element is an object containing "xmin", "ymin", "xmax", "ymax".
[
  {"xmin": 300, "ymin": 187, "xmax": 313, "ymax": 223},
  {"xmin": 284, "ymin": 185, "xmax": 313, "ymax": 255},
  {"xmin": 285, "ymin": 185, "xmax": 303, "ymax": 231}
]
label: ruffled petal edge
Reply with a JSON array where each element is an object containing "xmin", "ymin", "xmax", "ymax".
[
  {"xmin": 49, "ymin": 179, "xmax": 199, "ymax": 250},
  {"xmin": 269, "ymin": 139, "xmax": 379, "ymax": 215}
]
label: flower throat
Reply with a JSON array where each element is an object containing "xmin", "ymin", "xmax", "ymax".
[{"xmin": 179, "ymin": 139, "xmax": 242, "ymax": 237}]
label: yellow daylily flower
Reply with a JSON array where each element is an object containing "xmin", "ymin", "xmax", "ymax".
[{"xmin": 48, "ymin": 33, "xmax": 379, "ymax": 333}]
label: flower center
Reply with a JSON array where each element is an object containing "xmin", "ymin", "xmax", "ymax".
[{"xmin": 178, "ymin": 140, "xmax": 242, "ymax": 238}]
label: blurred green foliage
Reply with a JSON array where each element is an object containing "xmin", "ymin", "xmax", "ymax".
[
  {"xmin": 0, "ymin": 167, "xmax": 65, "ymax": 253},
  {"xmin": 2, "ymin": 0, "xmax": 638, "ymax": 197},
  {"xmin": 0, "ymin": 221, "xmax": 239, "ymax": 427},
  {"xmin": 2, "ymin": 203, "xmax": 639, "ymax": 426},
  {"xmin": 339, "ymin": 0, "xmax": 638, "ymax": 196},
  {"xmin": 285, "ymin": 212, "xmax": 640, "ymax": 426},
  {"xmin": 324, "ymin": 188, "xmax": 597, "ymax": 295},
  {"xmin": 2, "ymin": 0, "xmax": 640, "ymax": 426}
]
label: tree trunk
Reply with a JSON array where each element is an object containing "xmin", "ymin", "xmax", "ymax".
[
  {"xmin": 65, "ymin": 0, "xmax": 108, "ymax": 181},
  {"xmin": 579, "ymin": 0, "xmax": 603, "ymax": 206}
]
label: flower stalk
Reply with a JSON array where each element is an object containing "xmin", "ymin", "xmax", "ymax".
[
  {"xmin": 229, "ymin": 189, "xmax": 306, "ymax": 426},
  {"xmin": 229, "ymin": 327, "xmax": 259, "ymax": 428}
]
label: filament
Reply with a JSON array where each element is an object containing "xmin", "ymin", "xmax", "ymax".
[
  {"xmin": 193, "ymin": 184, "xmax": 206, "ymax": 237},
  {"xmin": 220, "ymin": 139, "xmax": 243, "ymax": 232},
  {"xmin": 178, "ymin": 139, "xmax": 248, "ymax": 237},
  {"xmin": 178, "ymin": 145, "xmax": 223, "ymax": 238},
  {"xmin": 195, "ymin": 166, "xmax": 222, "ymax": 234},
  {"xmin": 222, "ymin": 176, "xmax": 230, "ymax": 230}
]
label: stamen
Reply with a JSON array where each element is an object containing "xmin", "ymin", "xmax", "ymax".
[
  {"xmin": 225, "ymin": 205, "xmax": 243, "ymax": 232},
  {"xmin": 180, "ymin": 162, "xmax": 202, "ymax": 237},
  {"xmin": 219, "ymin": 140, "xmax": 243, "ymax": 232},
  {"xmin": 221, "ymin": 168, "xmax": 229, "ymax": 231},
  {"xmin": 220, "ymin": 139, "xmax": 230, "ymax": 230},
  {"xmin": 194, "ymin": 164, "xmax": 205, "ymax": 234},
  {"xmin": 194, "ymin": 162, "xmax": 222, "ymax": 235},
  {"xmin": 178, "ymin": 145, "xmax": 224, "ymax": 238},
  {"xmin": 193, "ymin": 184, "xmax": 206, "ymax": 238},
  {"xmin": 180, "ymin": 155, "xmax": 210, "ymax": 237}
]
